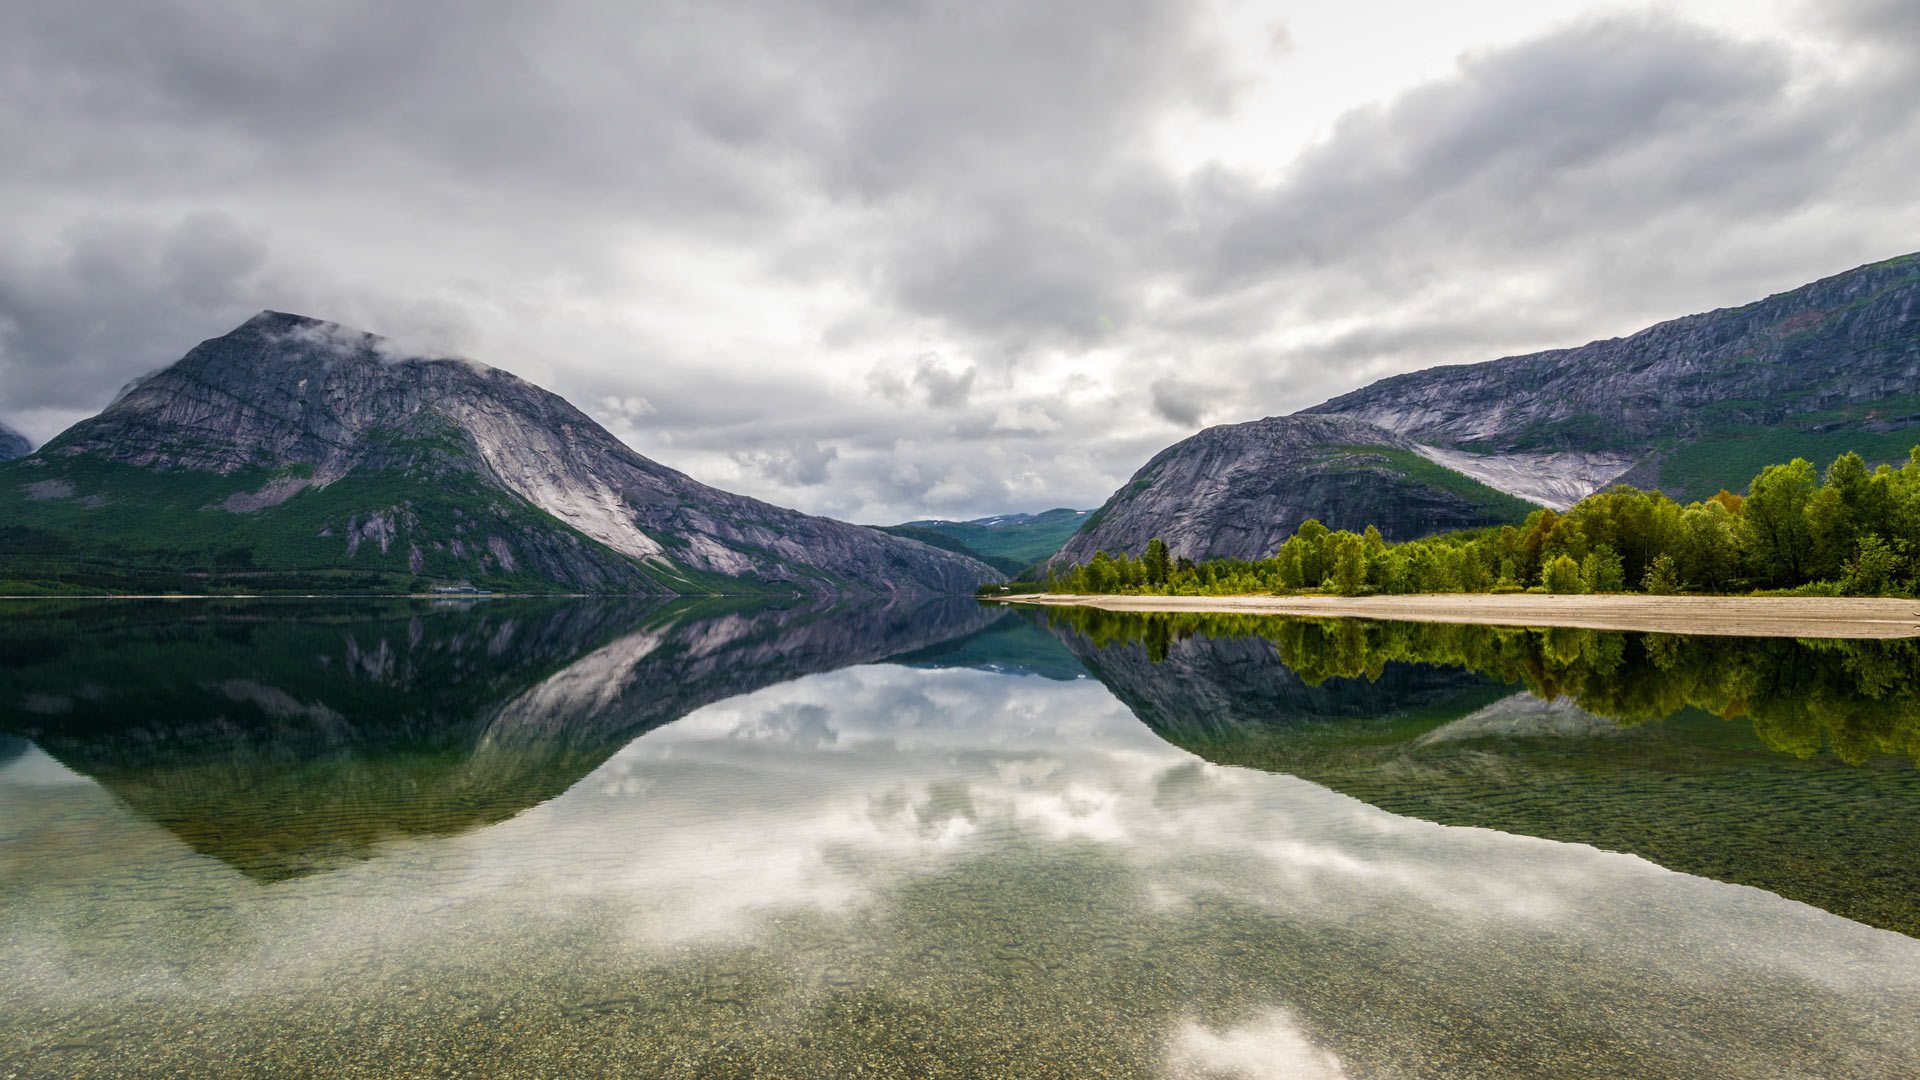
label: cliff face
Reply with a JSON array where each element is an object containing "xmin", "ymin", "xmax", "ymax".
[
  {"xmin": 1048, "ymin": 414, "xmax": 1529, "ymax": 568},
  {"xmin": 0, "ymin": 421, "xmax": 28, "ymax": 462},
  {"xmin": 14, "ymin": 312, "xmax": 997, "ymax": 594},
  {"xmin": 1308, "ymin": 253, "xmax": 1920, "ymax": 458}
]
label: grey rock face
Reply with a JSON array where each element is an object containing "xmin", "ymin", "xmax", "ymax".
[
  {"xmin": 1307, "ymin": 253, "xmax": 1920, "ymax": 452},
  {"xmin": 0, "ymin": 421, "xmax": 29, "ymax": 462},
  {"xmin": 1049, "ymin": 414, "xmax": 1519, "ymax": 568},
  {"xmin": 46, "ymin": 311, "xmax": 997, "ymax": 594}
]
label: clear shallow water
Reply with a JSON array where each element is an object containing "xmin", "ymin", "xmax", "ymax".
[{"xmin": 2, "ymin": 600, "xmax": 1918, "ymax": 1077}]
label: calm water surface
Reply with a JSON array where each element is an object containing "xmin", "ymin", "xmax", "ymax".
[{"xmin": 2, "ymin": 599, "xmax": 1917, "ymax": 1078}]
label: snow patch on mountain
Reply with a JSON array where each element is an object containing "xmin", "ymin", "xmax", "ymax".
[
  {"xmin": 1411, "ymin": 445, "xmax": 1638, "ymax": 511},
  {"xmin": 453, "ymin": 401, "xmax": 666, "ymax": 562}
]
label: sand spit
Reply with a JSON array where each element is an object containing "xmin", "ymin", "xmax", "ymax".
[{"xmin": 1002, "ymin": 593, "xmax": 1920, "ymax": 640}]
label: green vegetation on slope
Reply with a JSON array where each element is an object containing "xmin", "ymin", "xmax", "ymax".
[
  {"xmin": 882, "ymin": 508, "xmax": 1090, "ymax": 576},
  {"xmin": 877, "ymin": 525, "xmax": 1029, "ymax": 577},
  {"xmin": 1652, "ymin": 415, "xmax": 1920, "ymax": 500},
  {"xmin": 0, "ymin": 454, "xmax": 746, "ymax": 596},
  {"xmin": 1038, "ymin": 443, "xmax": 1920, "ymax": 598},
  {"xmin": 1323, "ymin": 444, "xmax": 1539, "ymax": 524}
]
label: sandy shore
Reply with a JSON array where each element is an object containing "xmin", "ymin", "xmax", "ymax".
[{"xmin": 1000, "ymin": 592, "xmax": 1920, "ymax": 640}]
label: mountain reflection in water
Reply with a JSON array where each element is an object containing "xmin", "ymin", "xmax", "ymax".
[
  {"xmin": 1035, "ymin": 605, "xmax": 1920, "ymax": 937},
  {"xmin": 1, "ymin": 599, "xmax": 1918, "ymax": 1078},
  {"xmin": 0, "ymin": 598, "xmax": 997, "ymax": 880}
]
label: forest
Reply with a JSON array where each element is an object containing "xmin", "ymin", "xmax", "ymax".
[{"xmin": 1036, "ymin": 447, "xmax": 1920, "ymax": 598}]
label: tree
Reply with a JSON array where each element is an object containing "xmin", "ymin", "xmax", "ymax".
[
  {"xmin": 1328, "ymin": 531, "xmax": 1368, "ymax": 595},
  {"xmin": 1642, "ymin": 553, "xmax": 1682, "ymax": 595},
  {"xmin": 1292, "ymin": 519, "xmax": 1331, "ymax": 586},
  {"xmin": 1679, "ymin": 501, "xmax": 1738, "ymax": 593},
  {"xmin": 1742, "ymin": 459, "xmax": 1817, "ymax": 586},
  {"xmin": 1085, "ymin": 551, "xmax": 1118, "ymax": 592},
  {"xmin": 1143, "ymin": 538, "xmax": 1172, "ymax": 587},
  {"xmin": 1842, "ymin": 535, "xmax": 1901, "ymax": 596},
  {"xmin": 1581, "ymin": 545, "xmax": 1625, "ymax": 592},
  {"xmin": 1542, "ymin": 554, "xmax": 1586, "ymax": 594}
]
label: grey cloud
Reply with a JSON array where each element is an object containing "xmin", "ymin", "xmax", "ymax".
[
  {"xmin": 1149, "ymin": 378, "xmax": 1210, "ymax": 428},
  {"xmin": 911, "ymin": 358, "xmax": 976, "ymax": 409},
  {"xmin": 1825, "ymin": 0, "xmax": 1920, "ymax": 47},
  {"xmin": 2, "ymin": 2, "xmax": 1915, "ymax": 521},
  {"xmin": 732, "ymin": 439, "xmax": 840, "ymax": 487},
  {"xmin": 1198, "ymin": 17, "xmax": 1803, "ymax": 288},
  {"xmin": 0, "ymin": 213, "xmax": 271, "ymax": 429},
  {"xmin": 866, "ymin": 354, "xmax": 978, "ymax": 410}
]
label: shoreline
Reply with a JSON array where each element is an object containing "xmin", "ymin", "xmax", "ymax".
[{"xmin": 1000, "ymin": 592, "xmax": 1920, "ymax": 640}]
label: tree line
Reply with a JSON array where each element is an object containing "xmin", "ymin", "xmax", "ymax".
[{"xmin": 1039, "ymin": 446, "xmax": 1920, "ymax": 598}]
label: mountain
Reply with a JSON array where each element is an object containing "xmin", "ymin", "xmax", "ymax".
[
  {"xmin": 0, "ymin": 312, "xmax": 998, "ymax": 595},
  {"xmin": 1052, "ymin": 253, "xmax": 1920, "ymax": 570},
  {"xmin": 1308, "ymin": 251, "xmax": 1920, "ymax": 500},
  {"xmin": 0, "ymin": 420, "xmax": 29, "ymax": 462},
  {"xmin": 880, "ymin": 507, "xmax": 1090, "ymax": 575},
  {"xmin": 1050, "ymin": 414, "xmax": 1535, "ymax": 568}
]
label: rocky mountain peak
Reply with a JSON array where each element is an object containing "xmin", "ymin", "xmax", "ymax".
[
  {"xmin": 1050, "ymin": 251, "xmax": 1920, "ymax": 577},
  {"xmin": 19, "ymin": 313, "xmax": 997, "ymax": 595},
  {"xmin": 1307, "ymin": 252, "xmax": 1920, "ymax": 456},
  {"xmin": 1048, "ymin": 413, "xmax": 1528, "ymax": 569}
]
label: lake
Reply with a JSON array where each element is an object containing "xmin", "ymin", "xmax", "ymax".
[{"xmin": 3, "ymin": 599, "xmax": 1917, "ymax": 1077}]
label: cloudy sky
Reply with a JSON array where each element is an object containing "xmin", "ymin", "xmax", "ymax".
[{"xmin": 2, "ymin": 0, "xmax": 1915, "ymax": 523}]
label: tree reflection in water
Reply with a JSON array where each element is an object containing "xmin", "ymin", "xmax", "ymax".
[{"xmin": 1040, "ymin": 606, "xmax": 1920, "ymax": 936}]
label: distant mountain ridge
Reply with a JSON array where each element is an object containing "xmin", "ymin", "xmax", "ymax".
[
  {"xmin": 0, "ymin": 421, "xmax": 29, "ymax": 462},
  {"xmin": 882, "ymin": 506, "xmax": 1091, "ymax": 575},
  {"xmin": 1, "ymin": 312, "xmax": 999, "ymax": 595},
  {"xmin": 1053, "ymin": 252, "xmax": 1920, "ymax": 570}
]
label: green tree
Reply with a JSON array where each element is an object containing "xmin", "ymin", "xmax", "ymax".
[
  {"xmin": 1581, "ymin": 544, "xmax": 1625, "ymax": 593},
  {"xmin": 1328, "ymin": 531, "xmax": 1368, "ymax": 595},
  {"xmin": 1292, "ymin": 519, "xmax": 1331, "ymax": 586},
  {"xmin": 1742, "ymin": 458, "xmax": 1817, "ymax": 586},
  {"xmin": 1642, "ymin": 553, "xmax": 1682, "ymax": 595},
  {"xmin": 1085, "ymin": 551, "xmax": 1118, "ymax": 592},
  {"xmin": 1679, "ymin": 501, "xmax": 1739, "ymax": 593},
  {"xmin": 1542, "ymin": 554, "xmax": 1586, "ymax": 594},
  {"xmin": 1143, "ymin": 538, "xmax": 1172, "ymax": 587},
  {"xmin": 1841, "ymin": 535, "xmax": 1901, "ymax": 596}
]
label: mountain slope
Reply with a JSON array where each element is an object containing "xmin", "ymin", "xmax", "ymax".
[
  {"xmin": 0, "ymin": 312, "xmax": 998, "ymax": 595},
  {"xmin": 1308, "ymin": 252, "xmax": 1920, "ymax": 498},
  {"xmin": 1052, "ymin": 252, "xmax": 1920, "ymax": 573},
  {"xmin": 0, "ymin": 421, "xmax": 28, "ymax": 462},
  {"xmin": 1048, "ymin": 414, "xmax": 1534, "ymax": 569},
  {"xmin": 880, "ymin": 507, "xmax": 1090, "ymax": 574}
]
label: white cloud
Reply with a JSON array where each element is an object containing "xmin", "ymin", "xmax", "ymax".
[{"xmin": 1165, "ymin": 1009, "xmax": 1348, "ymax": 1080}]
